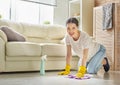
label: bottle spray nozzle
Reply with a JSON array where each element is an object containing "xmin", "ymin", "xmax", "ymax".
[{"xmin": 41, "ymin": 55, "xmax": 47, "ymax": 61}]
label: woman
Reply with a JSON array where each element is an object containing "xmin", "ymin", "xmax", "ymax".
[{"xmin": 58, "ymin": 17, "xmax": 110, "ymax": 78}]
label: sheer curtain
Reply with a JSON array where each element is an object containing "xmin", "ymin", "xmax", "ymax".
[
  {"xmin": 0, "ymin": 0, "xmax": 10, "ymax": 20},
  {"xmin": 10, "ymin": 0, "xmax": 54, "ymax": 24},
  {"xmin": 0, "ymin": 0, "xmax": 54, "ymax": 24},
  {"xmin": 15, "ymin": 0, "xmax": 40, "ymax": 24}
]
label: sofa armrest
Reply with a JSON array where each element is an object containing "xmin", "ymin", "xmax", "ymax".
[
  {"xmin": 0, "ymin": 28, "xmax": 6, "ymax": 72},
  {"xmin": 0, "ymin": 38, "xmax": 6, "ymax": 72},
  {"xmin": 0, "ymin": 30, "xmax": 7, "ymax": 42}
]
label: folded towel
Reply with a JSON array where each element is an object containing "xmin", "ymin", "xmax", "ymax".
[{"xmin": 103, "ymin": 3, "xmax": 114, "ymax": 30}]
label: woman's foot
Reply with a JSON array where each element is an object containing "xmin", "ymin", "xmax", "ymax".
[{"xmin": 103, "ymin": 57, "xmax": 110, "ymax": 72}]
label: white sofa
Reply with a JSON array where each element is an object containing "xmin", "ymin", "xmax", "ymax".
[{"xmin": 0, "ymin": 20, "xmax": 78, "ymax": 72}]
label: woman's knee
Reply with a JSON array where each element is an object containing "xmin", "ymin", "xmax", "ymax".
[{"xmin": 101, "ymin": 45, "xmax": 106, "ymax": 53}]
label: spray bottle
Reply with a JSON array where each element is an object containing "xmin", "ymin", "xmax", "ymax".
[{"xmin": 40, "ymin": 55, "xmax": 47, "ymax": 75}]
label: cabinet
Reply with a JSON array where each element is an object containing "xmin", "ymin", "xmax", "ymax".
[
  {"xmin": 93, "ymin": 3, "xmax": 120, "ymax": 71},
  {"xmin": 69, "ymin": 0, "xmax": 94, "ymax": 36}
]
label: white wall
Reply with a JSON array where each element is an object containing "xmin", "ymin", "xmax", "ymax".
[{"xmin": 54, "ymin": 0, "xmax": 69, "ymax": 26}]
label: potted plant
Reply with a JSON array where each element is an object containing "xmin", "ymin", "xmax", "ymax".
[{"xmin": 43, "ymin": 21, "xmax": 50, "ymax": 24}]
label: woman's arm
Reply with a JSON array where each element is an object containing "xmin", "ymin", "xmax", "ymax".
[
  {"xmin": 66, "ymin": 45, "xmax": 72, "ymax": 65},
  {"xmin": 58, "ymin": 45, "xmax": 72, "ymax": 75},
  {"xmin": 76, "ymin": 48, "xmax": 89, "ymax": 78},
  {"xmin": 81, "ymin": 48, "xmax": 89, "ymax": 66}
]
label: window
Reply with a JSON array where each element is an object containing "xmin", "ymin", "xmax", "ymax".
[
  {"xmin": 39, "ymin": 4, "xmax": 54, "ymax": 24},
  {"xmin": 15, "ymin": 0, "xmax": 40, "ymax": 24},
  {"xmin": 0, "ymin": 0, "xmax": 10, "ymax": 20},
  {"xmin": 0, "ymin": 0, "xmax": 54, "ymax": 24}
]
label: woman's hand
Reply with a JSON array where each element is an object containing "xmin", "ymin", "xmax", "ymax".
[
  {"xmin": 75, "ymin": 48, "xmax": 88, "ymax": 78},
  {"xmin": 58, "ymin": 64, "xmax": 71, "ymax": 75},
  {"xmin": 76, "ymin": 66, "xmax": 87, "ymax": 78},
  {"xmin": 58, "ymin": 45, "xmax": 72, "ymax": 75}
]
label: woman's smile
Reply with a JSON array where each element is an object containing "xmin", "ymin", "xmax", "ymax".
[{"xmin": 69, "ymin": 32, "xmax": 74, "ymax": 36}]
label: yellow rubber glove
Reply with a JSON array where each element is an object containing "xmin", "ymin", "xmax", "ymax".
[
  {"xmin": 76, "ymin": 66, "xmax": 86, "ymax": 78},
  {"xmin": 58, "ymin": 64, "xmax": 71, "ymax": 75}
]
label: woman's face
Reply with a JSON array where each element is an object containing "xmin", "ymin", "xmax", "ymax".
[{"xmin": 66, "ymin": 23, "xmax": 78, "ymax": 37}]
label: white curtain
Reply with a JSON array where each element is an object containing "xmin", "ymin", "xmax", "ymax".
[{"xmin": 21, "ymin": 0, "xmax": 57, "ymax": 6}]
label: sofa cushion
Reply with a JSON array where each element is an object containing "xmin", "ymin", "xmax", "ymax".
[
  {"xmin": 41, "ymin": 43, "xmax": 66, "ymax": 56},
  {"xmin": 21, "ymin": 23, "xmax": 47, "ymax": 38},
  {"xmin": 6, "ymin": 42, "xmax": 41, "ymax": 57},
  {"xmin": 47, "ymin": 25, "xmax": 66, "ymax": 40},
  {"xmin": 6, "ymin": 56, "xmax": 41, "ymax": 61},
  {"xmin": 26, "ymin": 37, "xmax": 62, "ymax": 43},
  {"xmin": 0, "ymin": 26, "xmax": 26, "ymax": 42}
]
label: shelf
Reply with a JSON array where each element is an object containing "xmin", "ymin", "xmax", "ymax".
[
  {"xmin": 74, "ymin": 15, "xmax": 80, "ymax": 22},
  {"xmin": 69, "ymin": 0, "xmax": 80, "ymax": 4},
  {"xmin": 69, "ymin": 0, "xmax": 80, "ymax": 17},
  {"xmin": 73, "ymin": 15, "xmax": 80, "ymax": 18}
]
